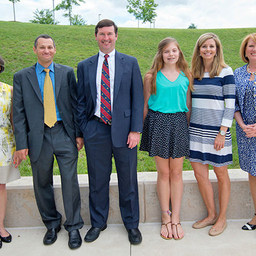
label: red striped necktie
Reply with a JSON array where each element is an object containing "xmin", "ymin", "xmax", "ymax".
[{"xmin": 100, "ymin": 54, "xmax": 111, "ymax": 125}]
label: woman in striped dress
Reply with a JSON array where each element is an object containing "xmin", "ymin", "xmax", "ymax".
[{"xmin": 189, "ymin": 33, "xmax": 235, "ymax": 236}]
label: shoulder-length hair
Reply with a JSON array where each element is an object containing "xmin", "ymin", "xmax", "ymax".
[
  {"xmin": 145, "ymin": 37, "xmax": 193, "ymax": 94},
  {"xmin": 191, "ymin": 33, "xmax": 227, "ymax": 80},
  {"xmin": 239, "ymin": 33, "xmax": 256, "ymax": 63}
]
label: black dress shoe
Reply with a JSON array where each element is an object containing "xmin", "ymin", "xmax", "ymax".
[
  {"xmin": 84, "ymin": 224, "xmax": 107, "ymax": 242},
  {"xmin": 0, "ymin": 239, "xmax": 2, "ymax": 249},
  {"xmin": 242, "ymin": 222, "xmax": 256, "ymax": 230},
  {"xmin": 0, "ymin": 232, "xmax": 12, "ymax": 243},
  {"xmin": 68, "ymin": 229, "xmax": 82, "ymax": 249},
  {"xmin": 43, "ymin": 225, "xmax": 61, "ymax": 245},
  {"xmin": 127, "ymin": 228, "xmax": 142, "ymax": 245}
]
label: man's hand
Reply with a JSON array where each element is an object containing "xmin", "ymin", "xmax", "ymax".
[
  {"xmin": 14, "ymin": 149, "xmax": 29, "ymax": 168},
  {"xmin": 127, "ymin": 132, "xmax": 140, "ymax": 149},
  {"xmin": 76, "ymin": 137, "xmax": 84, "ymax": 151}
]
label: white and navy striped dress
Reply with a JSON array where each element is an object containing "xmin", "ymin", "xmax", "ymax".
[{"xmin": 189, "ymin": 67, "xmax": 236, "ymax": 167}]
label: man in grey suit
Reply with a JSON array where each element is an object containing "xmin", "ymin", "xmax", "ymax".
[
  {"xmin": 13, "ymin": 34, "xmax": 84, "ymax": 249},
  {"xmin": 77, "ymin": 19, "xmax": 144, "ymax": 245}
]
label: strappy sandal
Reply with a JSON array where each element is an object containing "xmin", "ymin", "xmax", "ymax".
[
  {"xmin": 242, "ymin": 213, "xmax": 256, "ymax": 231},
  {"xmin": 161, "ymin": 221, "xmax": 172, "ymax": 240},
  {"xmin": 171, "ymin": 222, "xmax": 184, "ymax": 240},
  {"xmin": 160, "ymin": 210, "xmax": 172, "ymax": 240}
]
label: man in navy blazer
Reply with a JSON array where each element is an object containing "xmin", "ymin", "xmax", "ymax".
[
  {"xmin": 13, "ymin": 34, "xmax": 84, "ymax": 249},
  {"xmin": 77, "ymin": 19, "xmax": 144, "ymax": 245}
]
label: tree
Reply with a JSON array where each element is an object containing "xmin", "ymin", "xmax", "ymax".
[
  {"xmin": 9, "ymin": 0, "xmax": 20, "ymax": 22},
  {"xmin": 30, "ymin": 9, "xmax": 59, "ymax": 25},
  {"xmin": 126, "ymin": 0, "xmax": 158, "ymax": 28},
  {"xmin": 70, "ymin": 14, "xmax": 86, "ymax": 25},
  {"xmin": 54, "ymin": 0, "xmax": 85, "ymax": 26},
  {"xmin": 52, "ymin": 0, "xmax": 56, "ymax": 25},
  {"xmin": 188, "ymin": 23, "xmax": 197, "ymax": 29}
]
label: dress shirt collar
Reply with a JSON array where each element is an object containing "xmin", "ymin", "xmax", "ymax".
[
  {"xmin": 99, "ymin": 49, "xmax": 115, "ymax": 59},
  {"xmin": 36, "ymin": 61, "xmax": 55, "ymax": 74}
]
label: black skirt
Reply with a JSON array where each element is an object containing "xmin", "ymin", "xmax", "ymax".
[{"xmin": 140, "ymin": 110, "xmax": 189, "ymax": 159}]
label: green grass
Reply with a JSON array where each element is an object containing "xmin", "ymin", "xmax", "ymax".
[{"xmin": 0, "ymin": 21, "xmax": 254, "ymax": 176}]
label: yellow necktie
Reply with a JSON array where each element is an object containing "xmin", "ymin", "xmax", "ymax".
[{"xmin": 44, "ymin": 69, "xmax": 57, "ymax": 127}]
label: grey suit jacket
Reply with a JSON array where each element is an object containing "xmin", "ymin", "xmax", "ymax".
[
  {"xmin": 13, "ymin": 63, "xmax": 82, "ymax": 162},
  {"xmin": 77, "ymin": 51, "xmax": 144, "ymax": 148}
]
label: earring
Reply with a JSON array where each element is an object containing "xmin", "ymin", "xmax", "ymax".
[{"xmin": 215, "ymin": 53, "xmax": 217, "ymax": 56}]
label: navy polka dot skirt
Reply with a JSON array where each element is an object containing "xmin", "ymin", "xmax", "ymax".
[{"xmin": 140, "ymin": 109, "xmax": 189, "ymax": 159}]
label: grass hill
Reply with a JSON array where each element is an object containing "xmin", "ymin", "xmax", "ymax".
[{"xmin": 1, "ymin": 21, "xmax": 255, "ymax": 175}]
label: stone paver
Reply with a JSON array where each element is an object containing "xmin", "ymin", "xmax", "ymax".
[{"xmin": 1, "ymin": 220, "xmax": 256, "ymax": 256}]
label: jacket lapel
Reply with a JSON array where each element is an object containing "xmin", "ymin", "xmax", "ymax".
[
  {"xmin": 54, "ymin": 63, "xmax": 61, "ymax": 98},
  {"xmin": 26, "ymin": 65, "xmax": 43, "ymax": 104},
  {"xmin": 114, "ymin": 51, "xmax": 124, "ymax": 101},
  {"xmin": 88, "ymin": 54, "xmax": 99, "ymax": 106}
]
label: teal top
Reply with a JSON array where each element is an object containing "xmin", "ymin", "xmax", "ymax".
[{"xmin": 148, "ymin": 70, "xmax": 189, "ymax": 113}]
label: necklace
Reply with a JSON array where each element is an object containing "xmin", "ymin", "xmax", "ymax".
[{"xmin": 247, "ymin": 65, "xmax": 256, "ymax": 75}]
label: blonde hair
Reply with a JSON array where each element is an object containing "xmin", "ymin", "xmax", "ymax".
[
  {"xmin": 191, "ymin": 33, "xmax": 226, "ymax": 80},
  {"xmin": 239, "ymin": 33, "xmax": 256, "ymax": 63},
  {"xmin": 145, "ymin": 37, "xmax": 193, "ymax": 94}
]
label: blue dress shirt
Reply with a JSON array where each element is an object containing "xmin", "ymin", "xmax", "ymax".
[{"xmin": 35, "ymin": 62, "xmax": 61, "ymax": 121}]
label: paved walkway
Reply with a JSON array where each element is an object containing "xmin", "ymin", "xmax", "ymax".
[{"xmin": 1, "ymin": 220, "xmax": 256, "ymax": 256}]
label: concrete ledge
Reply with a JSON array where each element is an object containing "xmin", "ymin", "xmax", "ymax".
[{"xmin": 5, "ymin": 169, "xmax": 253, "ymax": 227}]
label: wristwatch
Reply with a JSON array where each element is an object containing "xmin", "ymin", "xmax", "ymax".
[{"xmin": 219, "ymin": 129, "xmax": 226, "ymax": 136}]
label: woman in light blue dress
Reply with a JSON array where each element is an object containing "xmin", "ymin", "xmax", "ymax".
[{"xmin": 234, "ymin": 33, "xmax": 256, "ymax": 231}]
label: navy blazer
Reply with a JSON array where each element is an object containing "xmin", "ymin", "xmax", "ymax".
[
  {"xmin": 77, "ymin": 51, "xmax": 144, "ymax": 148},
  {"xmin": 13, "ymin": 63, "xmax": 81, "ymax": 162}
]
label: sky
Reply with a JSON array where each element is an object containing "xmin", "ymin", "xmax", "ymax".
[{"xmin": 0, "ymin": 0, "xmax": 255, "ymax": 29}]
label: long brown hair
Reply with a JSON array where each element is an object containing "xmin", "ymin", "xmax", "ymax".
[
  {"xmin": 145, "ymin": 37, "xmax": 193, "ymax": 94},
  {"xmin": 191, "ymin": 33, "xmax": 226, "ymax": 80}
]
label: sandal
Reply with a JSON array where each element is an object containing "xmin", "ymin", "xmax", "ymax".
[
  {"xmin": 160, "ymin": 210, "xmax": 172, "ymax": 240},
  {"xmin": 242, "ymin": 223, "xmax": 256, "ymax": 230},
  {"xmin": 171, "ymin": 222, "xmax": 184, "ymax": 240},
  {"xmin": 160, "ymin": 221, "xmax": 172, "ymax": 240},
  {"xmin": 242, "ymin": 213, "xmax": 256, "ymax": 231}
]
